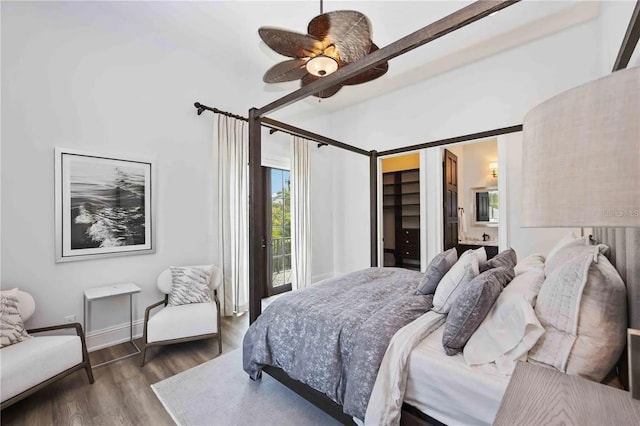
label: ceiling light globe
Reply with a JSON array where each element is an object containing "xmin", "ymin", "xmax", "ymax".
[{"xmin": 306, "ymin": 56, "xmax": 338, "ymax": 77}]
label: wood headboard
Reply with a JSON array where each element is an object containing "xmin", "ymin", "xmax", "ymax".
[{"xmin": 593, "ymin": 227, "xmax": 640, "ymax": 329}]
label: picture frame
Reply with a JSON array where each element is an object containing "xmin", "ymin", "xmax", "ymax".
[{"xmin": 54, "ymin": 148, "xmax": 156, "ymax": 262}]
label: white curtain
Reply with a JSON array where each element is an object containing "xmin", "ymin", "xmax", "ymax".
[
  {"xmin": 290, "ymin": 136, "xmax": 312, "ymax": 290},
  {"xmin": 217, "ymin": 115, "xmax": 249, "ymax": 316}
]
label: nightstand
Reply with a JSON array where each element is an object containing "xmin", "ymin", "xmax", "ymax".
[{"xmin": 494, "ymin": 361, "xmax": 640, "ymax": 425}]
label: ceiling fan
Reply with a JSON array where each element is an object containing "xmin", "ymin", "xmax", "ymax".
[{"xmin": 258, "ymin": 1, "xmax": 388, "ymax": 98}]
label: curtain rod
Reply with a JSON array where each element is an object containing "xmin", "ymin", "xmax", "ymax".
[{"xmin": 194, "ymin": 102, "xmax": 327, "ymax": 147}]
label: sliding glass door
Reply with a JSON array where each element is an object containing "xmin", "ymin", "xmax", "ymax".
[{"xmin": 264, "ymin": 167, "xmax": 292, "ymax": 296}]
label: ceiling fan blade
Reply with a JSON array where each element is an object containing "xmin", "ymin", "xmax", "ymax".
[
  {"xmin": 258, "ymin": 27, "xmax": 322, "ymax": 58},
  {"xmin": 342, "ymin": 43, "xmax": 388, "ymax": 85},
  {"xmin": 263, "ymin": 59, "xmax": 308, "ymax": 83},
  {"xmin": 308, "ymin": 11, "xmax": 371, "ymax": 63},
  {"xmin": 301, "ymin": 74, "xmax": 342, "ymax": 98}
]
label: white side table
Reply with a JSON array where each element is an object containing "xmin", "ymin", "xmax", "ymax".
[{"xmin": 84, "ymin": 282, "xmax": 141, "ymax": 367}]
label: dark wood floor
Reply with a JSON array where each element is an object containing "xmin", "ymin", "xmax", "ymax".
[{"xmin": 1, "ymin": 314, "xmax": 249, "ymax": 426}]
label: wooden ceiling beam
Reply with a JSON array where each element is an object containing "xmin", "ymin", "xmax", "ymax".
[
  {"xmin": 255, "ymin": 0, "xmax": 521, "ymax": 117},
  {"xmin": 613, "ymin": 0, "xmax": 640, "ymax": 72}
]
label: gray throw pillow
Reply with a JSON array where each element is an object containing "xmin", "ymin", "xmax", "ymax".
[
  {"xmin": 481, "ymin": 248, "xmax": 517, "ymax": 273},
  {"xmin": 168, "ymin": 266, "xmax": 213, "ymax": 306},
  {"xmin": 416, "ymin": 248, "xmax": 458, "ymax": 295},
  {"xmin": 442, "ymin": 266, "xmax": 514, "ymax": 355}
]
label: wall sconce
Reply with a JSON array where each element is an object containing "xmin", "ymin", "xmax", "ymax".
[{"xmin": 489, "ymin": 162, "xmax": 498, "ymax": 178}]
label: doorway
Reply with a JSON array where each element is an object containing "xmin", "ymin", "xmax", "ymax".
[
  {"xmin": 441, "ymin": 139, "xmax": 500, "ymax": 259},
  {"xmin": 263, "ymin": 167, "xmax": 292, "ymax": 297},
  {"xmin": 381, "ymin": 153, "xmax": 421, "ymax": 270}
]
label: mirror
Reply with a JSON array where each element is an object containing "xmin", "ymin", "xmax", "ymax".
[{"xmin": 471, "ymin": 186, "xmax": 498, "ymax": 227}]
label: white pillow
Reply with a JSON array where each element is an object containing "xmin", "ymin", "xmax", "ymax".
[
  {"xmin": 432, "ymin": 250, "xmax": 479, "ymax": 314},
  {"xmin": 546, "ymin": 231, "xmax": 578, "ymax": 261},
  {"xmin": 502, "ymin": 268, "xmax": 546, "ymax": 306},
  {"xmin": 546, "ymin": 232, "xmax": 593, "ymax": 263},
  {"xmin": 514, "ymin": 253, "xmax": 545, "ymax": 276},
  {"xmin": 474, "ymin": 247, "xmax": 487, "ymax": 271},
  {"xmin": 529, "ymin": 244, "xmax": 626, "ymax": 382},
  {"xmin": 464, "ymin": 290, "xmax": 545, "ymax": 375},
  {"xmin": 544, "ymin": 235, "xmax": 595, "ymax": 277}
]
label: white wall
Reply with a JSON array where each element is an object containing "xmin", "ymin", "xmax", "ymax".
[
  {"xmin": 1, "ymin": 2, "xmax": 219, "ymax": 345},
  {"xmin": 0, "ymin": 2, "xmax": 335, "ymax": 349},
  {"xmin": 330, "ymin": 148, "xmax": 370, "ymax": 275},
  {"xmin": 325, "ymin": 12, "xmax": 604, "ymax": 273}
]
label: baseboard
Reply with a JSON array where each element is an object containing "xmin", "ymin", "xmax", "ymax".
[
  {"xmin": 312, "ymin": 273, "xmax": 333, "ymax": 283},
  {"xmin": 86, "ymin": 319, "xmax": 144, "ymax": 352}
]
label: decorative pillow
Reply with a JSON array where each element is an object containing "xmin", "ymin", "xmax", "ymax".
[
  {"xmin": 502, "ymin": 267, "xmax": 546, "ymax": 307},
  {"xmin": 473, "ymin": 247, "xmax": 487, "ymax": 271},
  {"xmin": 1, "ymin": 289, "xmax": 32, "ymax": 348},
  {"xmin": 442, "ymin": 267, "xmax": 513, "ymax": 355},
  {"xmin": 432, "ymin": 250, "xmax": 479, "ymax": 314},
  {"xmin": 481, "ymin": 248, "xmax": 517, "ymax": 273},
  {"xmin": 416, "ymin": 248, "xmax": 458, "ymax": 295},
  {"xmin": 528, "ymin": 244, "xmax": 627, "ymax": 382},
  {"xmin": 544, "ymin": 236, "xmax": 600, "ymax": 277},
  {"xmin": 168, "ymin": 266, "xmax": 213, "ymax": 306},
  {"xmin": 546, "ymin": 232, "xmax": 592, "ymax": 264},
  {"xmin": 464, "ymin": 288, "xmax": 545, "ymax": 375},
  {"xmin": 514, "ymin": 253, "xmax": 545, "ymax": 276},
  {"xmin": 545, "ymin": 231, "xmax": 579, "ymax": 261}
]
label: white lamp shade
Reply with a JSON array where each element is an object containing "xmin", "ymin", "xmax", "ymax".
[{"xmin": 522, "ymin": 67, "xmax": 640, "ymax": 227}]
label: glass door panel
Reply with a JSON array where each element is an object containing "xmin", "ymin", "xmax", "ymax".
[{"xmin": 265, "ymin": 167, "xmax": 292, "ymax": 296}]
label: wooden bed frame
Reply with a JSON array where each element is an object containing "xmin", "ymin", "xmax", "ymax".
[{"xmin": 219, "ymin": 0, "xmax": 640, "ymax": 423}]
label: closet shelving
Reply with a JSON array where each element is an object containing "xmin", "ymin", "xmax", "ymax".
[{"xmin": 383, "ymin": 169, "xmax": 420, "ymax": 270}]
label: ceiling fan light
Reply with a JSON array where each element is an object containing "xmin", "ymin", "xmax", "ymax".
[{"xmin": 306, "ymin": 55, "xmax": 338, "ymax": 77}]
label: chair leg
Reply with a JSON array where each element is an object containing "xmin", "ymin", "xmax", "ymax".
[
  {"xmin": 140, "ymin": 344, "xmax": 147, "ymax": 367},
  {"xmin": 218, "ymin": 334, "xmax": 222, "ymax": 354},
  {"xmin": 85, "ymin": 362, "xmax": 95, "ymax": 384}
]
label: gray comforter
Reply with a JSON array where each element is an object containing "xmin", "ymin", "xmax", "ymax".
[{"xmin": 243, "ymin": 267, "xmax": 433, "ymax": 419}]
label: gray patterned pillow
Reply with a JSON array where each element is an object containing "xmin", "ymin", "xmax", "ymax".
[
  {"xmin": 481, "ymin": 248, "xmax": 517, "ymax": 273},
  {"xmin": 416, "ymin": 248, "xmax": 458, "ymax": 295},
  {"xmin": 0, "ymin": 291, "xmax": 32, "ymax": 348},
  {"xmin": 168, "ymin": 266, "xmax": 213, "ymax": 306},
  {"xmin": 442, "ymin": 266, "xmax": 514, "ymax": 355}
]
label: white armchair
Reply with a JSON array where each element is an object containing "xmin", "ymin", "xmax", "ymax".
[
  {"xmin": 140, "ymin": 265, "xmax": 222, "ymax": 366},
  {"xmin": 0, "ymin": 290, "xmax": 94, "ymax": 409}
]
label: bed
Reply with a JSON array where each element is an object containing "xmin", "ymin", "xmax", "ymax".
[
  {"xmin": 243, "ymin": 230, "xmax": 639, "ymax": 425},
  {"xmin": 243, "ymin": 267, "xmax": 438, "ymax": 421}
]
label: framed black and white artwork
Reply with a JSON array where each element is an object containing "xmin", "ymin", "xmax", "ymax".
[{"xmin": 55, "ymin": 148, "xmax": 155, "ymax": 262}]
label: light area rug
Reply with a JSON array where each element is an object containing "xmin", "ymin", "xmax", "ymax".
[{"xmin": 151, "ymin": 349, "xmax": 342, "ymax": 426}]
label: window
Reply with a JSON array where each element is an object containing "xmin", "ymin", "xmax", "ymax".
[{"xmin": 267, "ymin": 168, "xmax": 292, "ymax": 295}]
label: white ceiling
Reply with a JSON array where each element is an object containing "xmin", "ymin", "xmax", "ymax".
[{"xmin": 91, "ymin": 1, "xmax": 628, "ymax": 115}]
